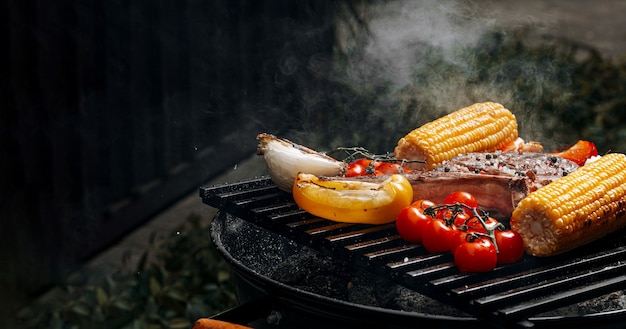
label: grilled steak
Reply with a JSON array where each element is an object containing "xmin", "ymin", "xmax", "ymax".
[{"xmin": 405, "ymin": 151, "xmax": 579, "ymax": 219}]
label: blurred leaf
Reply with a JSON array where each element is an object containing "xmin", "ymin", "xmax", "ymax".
[
  {"xmin": 203, "ymin": 283, "xmax": 218, "ymax": 292},
  {"xmin": 149, "ymin": 276, "xmax": 162, "ymax": 296},
  {"xmin": 49, "ymin": 312, "xmax": 63, "ymax": 329},
  {"xmin": 96, "ymin": 286, "xmax": 108, "ymax": 306},
  {"xmin": 111, "ymin": 297, "xmax": 134, "ymax": 312},
  {"xmin": 93, "ymin": 305, "xmax": 105, "ymax": 322},
  {"xmin": 69, "ymin": 302, "xmax": 90, "ymax": 317},
  {"xmin": 121, "ymin": 319, "xmax": 144, "ymax": 329},
  {"xmin": 164, "ymin": 288, "xmax": 187, "ymax": 302},
  {"xmin": 106, "ymin": 276, "xmax": 117, "ymax": 292},
  {"xmin": 217, "ymin": 270, "xmax": 230, "ymax": 283},
  {"xmin": 168, "ymin": 318, "xmax": 191, "ymax": 329}
]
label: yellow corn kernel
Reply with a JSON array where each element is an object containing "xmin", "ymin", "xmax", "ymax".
[
  {"xmin": 394, "ymin": 102, "xmax": 518, "ymax": 170},
  {"xmin": 511, "ymin": 153, "xmax": 626, "ymax": 256}
]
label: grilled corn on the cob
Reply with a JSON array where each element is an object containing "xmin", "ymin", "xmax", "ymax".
[
  {"xmin": 511, "ymin": 153, "xmax": 626, "ymax": 256},
  {"xmin": 394, "ymin": 102, "xmax": 518, "ymax": 170}
]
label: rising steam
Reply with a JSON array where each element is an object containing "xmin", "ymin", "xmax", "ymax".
[
  {"xmin": 322, "ymin": 0, "xmax": 574, "ymax": 151},
  {"xmin": 362, "ymin": 0, "xmax": 493, "ymax": 86}
]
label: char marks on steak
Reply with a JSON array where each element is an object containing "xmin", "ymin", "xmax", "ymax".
[{"xmin": 406, "ymin": 152, "xmax": 579, "ymax": 219}]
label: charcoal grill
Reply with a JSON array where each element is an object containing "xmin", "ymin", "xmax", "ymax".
[{"xmin": 201, "ymin": 176, "xmax": 626, "ymax": 328}]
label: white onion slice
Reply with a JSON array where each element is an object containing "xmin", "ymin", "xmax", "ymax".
[{"xmin": 256, "ymin": 133, "xmax": 347, "ymax": 192}]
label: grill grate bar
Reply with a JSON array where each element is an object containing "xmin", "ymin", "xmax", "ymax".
[
  {"xmin": 446, "ymin": 246, "xmax": 626, "ymax": 299},
  {"xmin": 387, "ymin": 253, "xmax": 448, "ymax": 271},
  {"xmin": 405, "ymin": 262, "xmax": 457, "ymax": 280},
  {"xmin": 343, "ymin": 234, "xmax": 403, "ymax": 252},
  {"xmin": 286, "ymin": 217, "xmax": 327, "ymax": 228},
  {"xmin": 495, "ymin": 274, "xmax": 626, "ymax": 323},
  {"xmin": 233, "ymin": 192, "xmax": 287, "ymax": 208},
  {"xmin": 216, "ymin": 184, "xmax": 278, "ymax": 199},
  {"xmin": 363, "ymin": 244, "xmax": 421, "ymax": 261},
  {"xmin": 326, "ymin": 223, "xmax": 396, "ymax": 243},
  {"xmin": 476, "ymin": 262, "xmax": 626, "ymax": 311},
  {"xmin": 305, "ymin": 222, "xmax": 357, "ymax": 236},
  {"xmin": 250, "ymin": 203, "xmax": 300, "ymax": 218},
  {"xmin": 212, "ymin": 182, "xmax": 279, "ymax": 204},
  {"xmin": 201, "ymin": 177, "xmax": 626, "ymax": 326}
]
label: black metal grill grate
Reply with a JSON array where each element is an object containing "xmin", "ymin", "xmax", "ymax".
[{"xmin": 200, "ymin": 176, "xmax": 626, "ymax": 328}]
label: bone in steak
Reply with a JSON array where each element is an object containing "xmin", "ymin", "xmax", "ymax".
[{"xmin": 404, "ymin": 151, "xmax": 579, "ymax": 219}]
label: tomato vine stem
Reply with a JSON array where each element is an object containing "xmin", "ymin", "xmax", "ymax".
[
  {"xmin": 424, "ymin": 203, "xmax": 505, "ymax": 254},
  {"xmin": 332, "ymin": 146, "xmax": 425, "ymax": 164}
]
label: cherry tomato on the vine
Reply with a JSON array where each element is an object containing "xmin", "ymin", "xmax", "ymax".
[
  {"xmin": 436, "ymin": 209, "xmax": 470, "ymax": 226},
  {"xmin": 376, "ymin": 162, "xmax": 407, "ymax": 175},
  {"xmin": 494, "ymin": 229, "xmax": 525, "ymax": 264},
  {"xmin": 443, "ymin": 191, "xmax": 479, "ymax": 209},
  {"xmin": 449, "ymin": 231, "xmax": 471, "ymax": 253},
  {"xmin": 412, "ymin": 199, "xmax": 436, "ymax": 210},
  {"xmin": 422, "ymin": 219, "xmax": 458, "ymax": 253},
  {"xmin": 395, "ymin": 200, "xmax": 435, "ymax": 244},
  {"xmin": 451, "ymin": 212, "xmax": 471, "ymax": 227},
  {"xmin": 353, "ymin": 158, "xmax": 373, "ymax": 167},
  {"xmin": 346, "ymin": 159, "xmax": 412, "ymax": 176},
  {"xmin": 344, "ymin": 158, "xmax": 373, "ymax": 177},
  {"xmin": 465, "ymin": 216, "xmax": 499, "ymax": 234},
  {"xmin": 394, "ymin": 191, "xmax": 525, "ymax": 272},
  {"xmin": 345, "ymin": 162, "xmax": 366, "ymax": 177},
  {"xmin": 435, "ymin": 208, "xmax": 454, "ymax": 221},
  {"xmin": 453, "ymin": 237, "xmax": 498, "ymax": 273}
]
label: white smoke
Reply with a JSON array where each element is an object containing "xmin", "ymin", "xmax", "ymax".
[
  {"xmin": 325, "ymin": 0, "xmax": 576, "ymax": 150},
  {"xmin": 360, "ymin": 0, "xmax": 497, "ymax": 86}
]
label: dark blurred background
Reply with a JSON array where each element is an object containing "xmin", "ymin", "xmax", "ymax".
[
  {"xmin": 2, "ymin": 0, "xmax": 340, "ymax": 321},
  {"xmin": 4, "ymin": 0, "xmax": 626, "ymax": 327}
]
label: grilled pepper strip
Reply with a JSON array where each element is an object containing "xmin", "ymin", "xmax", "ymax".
[{"xmin": 292, "ymin": 173, "xmax": 413, "ymax": 224}]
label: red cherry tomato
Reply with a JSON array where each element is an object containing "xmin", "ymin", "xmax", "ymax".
[
  {"xmin": 377, "ymin": 163, "xmax": 410, "ymax": 175},
  {"xmin": 494, "ymin": 229, "xmax": 525, "ymax": 264},
  {"xmin": 443, "ymin": 191, "xmax": 479, "ymax": 209},
  {"xmin": 396, "ymin": 204, "xmax": 432, "ymax": 244},
  {"xmin": 453, "ymin": 237, "xmax": 498, "ymax": 272},
  {"xmin": 375, "ymin": 162, "xmax": 401, "ymax": 175},
  {"xmin": 345, "ymin": 162, "xmax": 366, "ymax": 177},
  {"xmin": 354, "ymin": 158, "xmax": 374, "ymax": 169},
  {"xmin": 449, "ymin": 231, "xmax": 471, "ymax": 253},
  {"xmin": 464, "ymin": 216, "xmax": 499, "ymax": 234},
  {"xmin": 412, "ymin": 199, "xmax": 436, "ymax": 210},
  {"xmin": 452, "ymin": 212, "xmax": 471, "ymax": 227},
  {"xmin": 435, "ymin": 208, "xmax": 454, "ymax": 221},
  {"xmin": 346, "ymin": 158, "xmax": 413, "ymax": 176},
  {"xmin": 422, "ymin": 219, "xmax": 457, "ymax": 253},
  {"xmin": 436, "ymin": 209, "xmax": 470, "ymax": 226},
  {"xmin": 344, "ymin": 159, "xmax": 375, "ymax": 176}
]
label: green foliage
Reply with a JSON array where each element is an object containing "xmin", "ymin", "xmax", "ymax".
[{"xmin": 17, "ymin": 214, "xmax": 237, "ymax": 329}]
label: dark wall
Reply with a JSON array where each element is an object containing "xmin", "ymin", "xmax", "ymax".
[{"xmin": 1, "ymin": 0, "xmax": 335, "ymax": 316}]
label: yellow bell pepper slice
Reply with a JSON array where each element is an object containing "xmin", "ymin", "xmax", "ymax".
[{"xmin": 292, "ymin": 173, "xmax": 413, "ymax": 224}]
